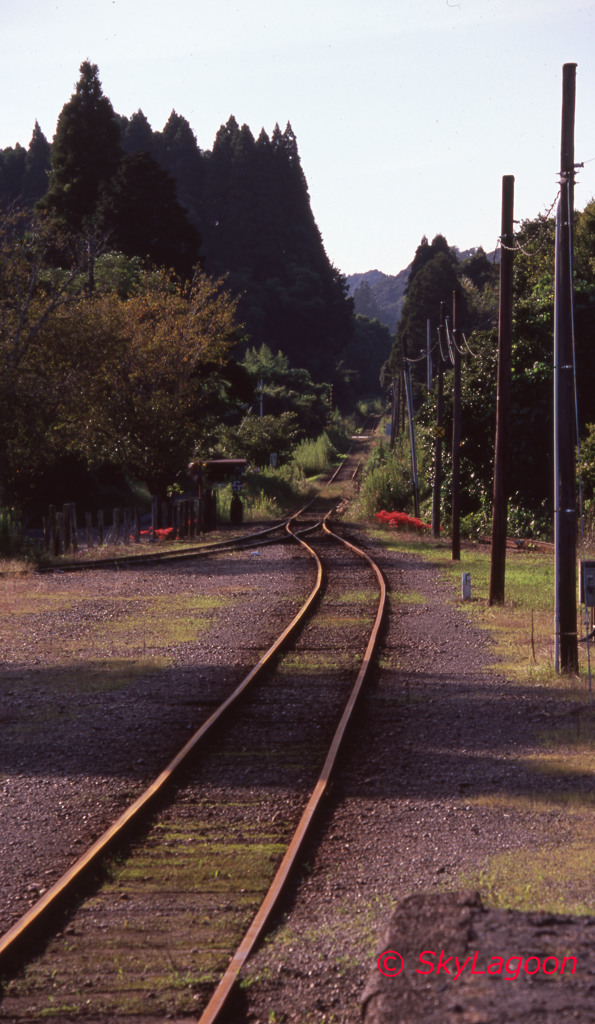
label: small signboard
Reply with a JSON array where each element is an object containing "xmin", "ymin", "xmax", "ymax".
[{"xmin": 580, "ymin": 560, "xmax": 595, "ymax": 606}]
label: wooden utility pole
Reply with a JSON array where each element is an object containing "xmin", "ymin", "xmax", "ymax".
[
  {"xmin": 489, "ymin": 175, "xmax": 515, "ymax": 604},
  {"xmin": 432, "ymin": 302, "xmax": 446, "ymax": 539},
  {"xmin": 451, "ymin": 289, "xmax": 462, "ymax": 560},
  {"xmin": 426, "ymin": 319, "xmax": 433, "ymax": 392},
  {"xmin": 389, "ymin": 377, "xmax": 398, "ymax": 448},
  {"xmin": 554, "ymin": 63, "xmax": 579, "ymax": 672},
  {"xmin": 404, "ymin": 366, "xmax": 420, "ymax": 518}
]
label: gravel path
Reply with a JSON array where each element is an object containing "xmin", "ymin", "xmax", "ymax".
[
  {"xmin": 236, "ymin": 531, "xmax": 595, "ymax": 1023},
  {"xmin": 1, "ymin": 528, "xmax": 593, "ymax": 1023},
  {"xmin": 0, "ymin": 542, "xmax": 313, "ymax": 939}
]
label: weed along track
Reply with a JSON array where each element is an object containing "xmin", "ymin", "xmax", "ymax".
[{"xmin": 0, "ymin": 511, "xmax": 385, "ymax": 1021}]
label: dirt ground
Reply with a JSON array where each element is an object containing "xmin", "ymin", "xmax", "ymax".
[
  {"xmin": 235, "ymin": 532, "xmax": 595, "ymax": 1023},
  {"xmin": 1, "ymin": 530, "xmax": 594, "ymax": 1022}
]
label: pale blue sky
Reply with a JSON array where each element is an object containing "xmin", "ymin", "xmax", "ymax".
[{"xmin": 2, "ymin": 0, "xmax": 594, "ymax": 275}]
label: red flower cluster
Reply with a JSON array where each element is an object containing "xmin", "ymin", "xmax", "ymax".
[
  {"xmin": 375, "ymin": 510, "xmax": 431, "ymax": 532},
  {"xmin": 139, "ymin": 527, "xmax": 175, "ymax": 539}
]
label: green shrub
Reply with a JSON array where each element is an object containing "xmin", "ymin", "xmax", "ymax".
[
  {"xmin": 291, "ymin": 433, "xmax": 338, "ymax": 477},
  {"xmin": 219, "ymin": 463, "xmax": 313, "ymax": 521},
  {"xmin": 357, "ymin": 433, "xmax": 432, "ymax": 519},
  {"xmin": 359, "ymin": 460, "xmax": 414, "ymax": 517}
]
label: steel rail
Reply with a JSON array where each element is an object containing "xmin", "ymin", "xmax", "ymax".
[
  {"xmin": 34, "ymin": 434, "xmax": 378, "ymax": 576},
  {"xmin": 196, "ymin": 515, "xmax": 386, "ymax": 1024},
  {"xmin": 34, "ymin": 517, "xmax": 294, "ymax": 573},
  {"xmin": 0, "ymin": 516, "xmax": 324, "ymax": 973},
  {"xmin": 34, "ymin": 495, "xmax": 327, "ymax": 575}
]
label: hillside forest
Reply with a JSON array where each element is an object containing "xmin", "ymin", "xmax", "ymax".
[{"xmin": 2, "ymin": 61, "xmax": 595, "ymax": 540}]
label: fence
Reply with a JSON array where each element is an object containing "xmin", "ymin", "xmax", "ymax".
[{"xmin": 42, "ymin": 492, "xmax": 218, "ymax": 555}]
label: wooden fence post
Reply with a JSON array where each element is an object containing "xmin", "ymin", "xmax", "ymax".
[
  {"xmin": 70, "ymin": 503, "xmax": 78, "ymax": 554},
  {"xmin": 50, "ymin": 507, "xmax": 57, "ymax": 554},
  {"xmin": 123, "ymin": 508, "xmax": 131, "ymax": 546},
  {"xmin": 113, "ymin": 508, "xmax": 121, "ymax": 545},
  {"xmin": 55, "ymin": 512, "xmax": 64, "ymax": 555},
  {"xmin": 151, "ymin": 496, "xmax": 158, "ymax": 540},
  {"xmin": 62, "ymin": 504, "xmax": 71, "ymax": 553}
]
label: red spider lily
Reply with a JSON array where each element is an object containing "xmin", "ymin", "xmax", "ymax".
[{"xmin": 374, "ymin": 510, "xmax": 431, "ymax": 532}]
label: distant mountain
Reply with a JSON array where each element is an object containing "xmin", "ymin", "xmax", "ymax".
[
  {"xmin": 346, "ymin": 267, "xmax": 410, "ymax": 334},
  {"xmin": 347, "ymin": 246, "xmax": 499, "ymax": 334}
]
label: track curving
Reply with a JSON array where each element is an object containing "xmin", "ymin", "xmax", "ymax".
[{"xmin": 0, "ymin": 509, "xmax": 386, "ymax": 1022}]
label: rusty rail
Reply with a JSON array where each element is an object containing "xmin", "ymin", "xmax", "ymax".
[{"xmin": 196, "ymin": 514, "xmax": 386, "ymax": 1023}]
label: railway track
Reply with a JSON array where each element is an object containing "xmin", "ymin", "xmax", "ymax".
[
  {"xmin": 33, "ymin": 418, "xmax": 380, "ymax": 577},
  {"xmin": 0, "ymin": 506, "xmax": 386, "ymax": 1021},
  {"xmin": 33, "ymin": 516, "xmax": 301, "ymax": 574}
]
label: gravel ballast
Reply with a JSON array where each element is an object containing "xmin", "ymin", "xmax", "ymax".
[
  {"xmin": 1, "ymin": 529, "xmax": 594, "ymax": 1023},
  {"xmin": 0, "ymin": 543, "xmax": 313, "ymax": 940},
  {"xmin": 236, "ymin": 534, "xmax": 595, "ymax": 1023}
]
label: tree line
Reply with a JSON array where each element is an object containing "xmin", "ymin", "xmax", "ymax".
[
  {"xmin": 385, "ymin": 204, "xmax": 595, "ymax": 535},
  {"xmin": 0, "ymin": 62, "xmax": 391, "ymax": 516}
]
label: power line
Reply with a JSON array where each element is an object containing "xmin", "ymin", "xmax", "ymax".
[{"xmin": 498, "ymin": 191, "xmax": 560, "ymax": 256}]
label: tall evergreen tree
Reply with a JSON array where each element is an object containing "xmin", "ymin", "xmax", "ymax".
[
  {"xmin": 120, "ymin": 109, "xmax": 155, "ymax": 156},
  {"xmin": 23, "ymin": 122, "xmax": 51, "ymax": 202},
  {"xmin": 0, "ymin": 144, "xmax": 27, "ymax": 205},
  {"xmin": 0, "ymin": 124, "xmax": 50, "ymax": 208},
  {"xmin": 155, "ymin": 111, "xmax": 204, "ymax": 216},
  {"xmin": 39, "ymin": 61, "xmax": 122, "ymax": 232},
  {"xmin": 96, "ymin": 151, "xmax": 199, "ymax": 276},
  {"xmin": 198, "ymin": 117, "xmax": 353, "ymax": 379},
  {"xmin": 391, "ymin": 250, "xmax": 460, "ymax": 405},
  {"xmin": 407, "ymin": 233, "xmax": 457, "ymax": 291}
]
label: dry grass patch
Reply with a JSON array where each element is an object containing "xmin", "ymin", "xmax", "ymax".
[{"xmin": 468, "ymin": 837, "xmax": 595, "ymax": 916}]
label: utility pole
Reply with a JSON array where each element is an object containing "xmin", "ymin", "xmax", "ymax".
[
  {"xmin": 451, "ymin": 289, "xmax": 462, "ymax": 560},
  {"xmin": 489, "ymin": 175, "xmax": 515, "ymax": 604},
  {"xmin": 554, "ymin": 63, "xmax": 579, "ymax": 672},
  {"xmin": 426, "ymin": 319, "xmax": 433, "ymax": 392},
  {"xmin": 390, "ymin": 377, "xmax": 398, "ymax": 448},
  {"xmin": 404, "ymin": 366, "xmax": 420, "ymax": 517},
  {"xmin": 432, "ymin": 302, "xmax": 446, "ymax": 539},
  {"xmin": 258, "ymin": 378, "xmax": 264, "ymax": 418}
]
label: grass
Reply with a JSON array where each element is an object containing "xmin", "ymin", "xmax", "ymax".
[
  {"xmin": 5, "ymin": 811, "xmax": 291, "ymax": 1015},
  {"xmin": 370, "ymin": 525, "xmax": 594, "ymax": 693},
  {"xmin": 32, "ymin": 522, "xmax": 273, "ymax": 568},
  {"xmin": 309, "ymin": 613, "xmax": 374, "ymax": 629},
  {"xmin": 471, "ymin": 790, "xmax": 595, "ymax": 811},
  {"xmin": 0, "ymin": 585, "xmax": 80, "ymax": 616},
  {"xmin": 370, "ymin": 523, "xmax": 595, "ymax": 916},
  {"xmin": 465, "ymin": 837, "xmax": 595, "ymax": 916},
  {"xmin": 391, "ymin": 589, "xmax": 427, "ymax": 605},
  {"xmin": 277, "ymin": 649, "xmax": 355, "ymax": 674},
  {"xmin": 524, "ymin": 747, "xmax": 595, "ymax": 777},
  {"xmin": 0, "ymin": 585, "xmax": 236, "ymax": 721},
  {"xmin": 291, "ymin": 433, "xmax": 340, "ymax": 478},
  {"xmin": 84, "ymin": 594, "xmax": 229, "ymax": 651},
  {"xmin": 0, "ymin": 555, "xmax": 35, "ymax": 575}
]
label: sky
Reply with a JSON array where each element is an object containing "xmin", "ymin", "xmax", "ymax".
[{"xmin": 2, "ymin": 0, "xmax": 595, "ymax": 276}]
